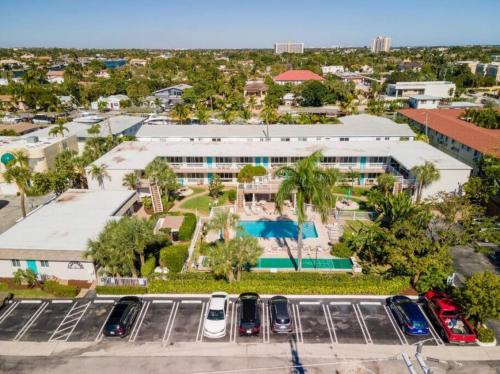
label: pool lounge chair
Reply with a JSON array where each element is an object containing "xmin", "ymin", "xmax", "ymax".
[{"xmin": 244, "ymin": 205, "xmax": 252, "ymax": 216}]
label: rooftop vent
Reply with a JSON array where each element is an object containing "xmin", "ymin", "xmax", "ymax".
[{"xmin": 26, "ymin": 136, "xmax": 39, "ymax": 143}]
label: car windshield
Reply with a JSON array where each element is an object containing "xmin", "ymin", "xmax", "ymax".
[{"xmin": 207, "ymin": 309, "xmax": 224, "ymax": 321}]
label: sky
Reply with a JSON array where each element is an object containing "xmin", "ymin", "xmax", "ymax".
[{"xmin": 1, "ymin": 0, "xmax": 499, "ymax": 49}]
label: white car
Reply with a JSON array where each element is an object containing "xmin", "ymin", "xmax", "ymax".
[{"xmin": 203, "ymin": 292, "xmax": 229, "ymax": 338}]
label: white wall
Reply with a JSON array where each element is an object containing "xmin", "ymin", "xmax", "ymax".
[
  {"xmin": 419, "ymin": 168, "xmax": 470, "ymax": 200},
  {"xmin": 0, "ymin": 259, "xmax": 96, "ymax": 281},
  {"xmin": 87, "ymin": 168, "xmax": 133, "ymax": 191}
]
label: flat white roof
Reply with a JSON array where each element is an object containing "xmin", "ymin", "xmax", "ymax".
[
  {"xmin": 390, "ymin": 81, "xmax": 454, "ymax": 87},
  {"xmin": 0, "ymin": 189, "xmax": 135, "ymax": 252},
  {"xmin": 90, "ymin": 140, "xmax": 471, "ymax": 172},
  {"xmin": 136, "ymin": 114, "xmax": 415, "ymax": 139},
  {"xmin": 410, "ymin": 95, "xmax": 441, "ymax": 100}
]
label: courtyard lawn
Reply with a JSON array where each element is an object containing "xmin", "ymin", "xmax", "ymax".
[
  {"xmin": 179, "ymin": 190, "xmax": 233, "ymax": 214},
  {"xmin": 333, "ymin": 185, "xmax": 370, "ymax": 197},
  {"xmin": 343, "ymin": 219, "xmax": 373, "ymax": 236}
]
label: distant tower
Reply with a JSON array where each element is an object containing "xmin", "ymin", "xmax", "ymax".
[
  {"xmin": 274, "ymin": 42, "xmax": 304, "ymax": 54},
  {"xmin": 371, "ymin": 36, "xmax": 391, "ymax": 53}
]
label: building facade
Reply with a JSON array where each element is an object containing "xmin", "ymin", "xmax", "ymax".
[
  {"xmin": 386, "ymin": 81, "xmax": 456, "ymax": 99},
  {"xmin": 274, "ymin": 42, "xmax": 304, "ymax": 54},
  {"xmin": 371, "ymin": 37, "xmax": 391, "ymax": 53}
]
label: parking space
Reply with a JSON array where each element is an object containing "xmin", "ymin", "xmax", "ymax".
[
  {"xmin": 21, "ymin": 300, "xmax": 74, "ymax": 342},
  {"xmin": 357, "ymin": 302, "xmax": 402, "ymax": 345},
  {"xmin": 295, "ymin": 302, "xmax": 331, "ymax": 344},
  {"xmin": 133, "ymin": 300, "xmax": 174, "ymax": 343},
  {"xmin": 327, "ymin": 302, "xmax": 366, "ymax": 344},
  {"xmin": 0, "ymin": 301, "xmax": 48, "ymax": 341},
  {"xmin": 68, "ymin": 300, "xmax": 115, "ymax": 342},
  {"xmin": 166, "ymin": 300, "xmax": 205, "ymax": 344}
]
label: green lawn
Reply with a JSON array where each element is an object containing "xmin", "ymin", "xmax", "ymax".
[
  {"xmin": 343, "ymin": 220, "xmax": 373, "ymax": 236},
  {"xmin": 333, "ymin": 185, "xmax": 370, "ymax": 197},
  {"xmin": 179, "ymin": 190, "xmax": 233, "ymax": 214},
  {"xmin": 191, "ymin": 187, "xmax": 206, "ymax": 194},
  {"xmin": 0, "ymin": 282, "xmax": 61, "ymax": 299}
]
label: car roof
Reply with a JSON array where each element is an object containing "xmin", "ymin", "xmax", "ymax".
[
  {"xmin": 270, "ymin": 295, "xmax": 288, "ymax": 303},
  {"xmin": 118, "ymin": 296, "xmax": 140, "ymax": 303},
  {"xmin": 242, "ymin": 299, "xmax": 258, "ymax": 321},
  {"xmin": 400, "ymin": 301, "xmax": 426, "ymax": 322},
  {"xmin": 239, "ymin": 292, "xmax": 259, "ymax": 300},
  {"xmin": 209, "ymin": 297, "xmax": 226, "ymax": 310}
]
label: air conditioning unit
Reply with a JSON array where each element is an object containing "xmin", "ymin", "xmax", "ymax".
[{"xmin": 26, "ymin": 136, "xmax": 39, "ymax": 143}]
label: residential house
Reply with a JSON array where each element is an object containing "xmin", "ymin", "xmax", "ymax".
[
  {"xmin": 47, "ymin": 70, "xmax": 65, "ymax": 84},
  {"xmin": 153, "ymin": 84, "xmax": 192, "ymax": 107},
  {"xmin": 274, "ymin": 70, "xmax": 324, "ymax": 85},
  {"xmin": 91, "ymin": 94, "xmax": 130, "ymax": 111}
]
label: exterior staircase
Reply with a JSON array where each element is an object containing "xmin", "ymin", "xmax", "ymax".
[
  {"xmin": 149, "ymin": 181, "xmax": 164, "ymax": 213},
  {"xmin": 236, "ymin": 188, "xmax": 245, "ymax": 210}
]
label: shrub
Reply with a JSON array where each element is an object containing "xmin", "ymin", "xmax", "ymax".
[
  {"xmin": 142, "ymin": 196, "xmax": 152, "ymax": 209},
  {"xmin": 43, "ymin": 281, "xmax": 79, "ymax": 297},
  {"xmin": 141, "ymin": 256, "xmax": 157, "ymax": 277},
  {"xmin": 0, "ymin": 282, "xmax": 8, "ymax": 291},
  {"xmin": 178, "ymin": 213, "xmax": 196, "ymax": 241},
  {"xmin": 13, "ymin": 269, "xmax": 38, "ymax": 287},
  {"xmin": 147, "ymin": 272, "xmax": 409, "ymax": 295},
  {"xmin": 160, "ymin": 244, "xmax": 189, "ymax": 274},
  {"xmin": 96, "ymin": 286, "xmax": 148, "ymax": 295},
  {"xmin": 477, "ymin": 327, "xmax": 495, "ymax": 343},
  {"xmin": 331, "ymin": 242, "xmax": 353, "ymax": 258},
  {"xmin": 227, "ymin": 189, "xmax": 237, "ymax": 203},
  {"xmin": 237, "ymin": 164, "xmax": 268, "ymax": 183}
]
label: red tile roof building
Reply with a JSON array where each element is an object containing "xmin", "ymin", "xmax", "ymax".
[
  {"xmin": 274, "ymin": 70, "xmax": 324, "ymax": 85},
  {"xmin": 398, "ymin": 109, "xmax": 500, "ymax": 169}
]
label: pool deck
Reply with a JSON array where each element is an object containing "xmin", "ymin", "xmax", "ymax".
[{"xmin": 235, "ymin": 203, "xmax": 334, "ymax": 259}]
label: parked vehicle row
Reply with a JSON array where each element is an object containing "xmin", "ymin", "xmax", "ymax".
[{"xmin": 93, "ymin": 291, "xmax": 478, "ymax": 344}]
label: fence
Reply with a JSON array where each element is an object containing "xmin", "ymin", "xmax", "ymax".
[
  {"xmin": 98, "ymin": 277, "xmax": 148, "ymax": 287},
  {"xmin": 335, "ymin": 210, "xmax": 377, "ymax": 221}
]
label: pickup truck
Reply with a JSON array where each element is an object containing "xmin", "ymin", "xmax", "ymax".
[{"xmin": 424, "ymin": 290, "xmax": 477, "ymax": 344}]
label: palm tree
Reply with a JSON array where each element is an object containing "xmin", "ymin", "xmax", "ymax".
[
  {"xmin": 411, "ymin": 161, "xmax": 440, "ymax": 203},
  {"xmin": 88, "ymin": 163, "xmax": 109, "ymax": 189},
  {"xmin": 3, "ymin": 158, "xmax": 31, "ymax": 218},
  {"xmin": 279, "ymin": 113, "xmax": 294, "ymax": 124},
  {"xmin": 196, "ymin": 108, "xmax": 210, "ymax": 124},
  {"xmin": 144, "ymin": 158, "xmax": 178, "ymax": 201},
  {"xmin": 376, "ymin": 173, "xmax": 396, "ymax": 197},
  {"xmin": 220, "ymin": 110, "xmax": 237, "ymax": 125},
  {"xmin": 48, "ymin": 122, "xmax": 69, "ymax": 138},
  {"xmin": 209, "ymin": 242, "xmax": 235, "ymax": 283},
  {"xmin": 122, "ymin": 171, "xmax": 139, "ymax": 192},
  {"xmin": 247, "ymin": 96, "xmax": 257, "ymax": 112},
  {"xmin": 206, "ymin": 209, "xmax": 239, "ymax": 242},
  {"xmin": 87, "ymin": 123, "xmax": 101, "ymax": 137},
  {"xmin": 230, "ymin": 236, "xmax": 263, "ymax": 281},
  {"xmin": 275, "ymin": 151, "xmax": 339, "ymax": 271},
  {"xmin": 171, "ymin": 103, "xmax": 191, "ymax": 124}
]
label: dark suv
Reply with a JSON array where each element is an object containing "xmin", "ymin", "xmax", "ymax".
[
  {"xmin": 269, "ymin": 296, "xmax": 292, "ymax": 333},
  {"xmin": 238, "ymin": 292, "xmax": 261, "ymax": 336},
  {"xmin": 103, "ymin": 296, "xmax": 142, "ymax": 337}
]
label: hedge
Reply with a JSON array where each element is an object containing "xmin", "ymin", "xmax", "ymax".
[
  {"xmin": 0, "ymin": 282, "xmax": 8, "ymax": 291},
  {"xmin": 330, "ymin": 242, "xmax": 353, "ymax": 258},
  {"xmin": 141, "ymin": 256, "xmax": 157, "ymax": 277},
  {"xmin": 227, "ymin": 189, "xmax": 237, "ymax": 203},
  {"xmin": 96, "ymin": 285, "xmax": 148, "ymax": 295},
  {"xmin": 178, "ymin": 213, "xmax": 196, "ymax": 241},
  {"xmin": 147, "ymin": 272, "xmax": 410, "ymax": 295},
  {"xmin": 477, "ymin": 327, "xmax": 495, "ymax": 343},
  {"xmin": 160, "ymin": 244, "xmax": 189, "ymax": 274},
  {"xmin": 42, "ymin": 281, "xmax": 80, "ymax": 297}
]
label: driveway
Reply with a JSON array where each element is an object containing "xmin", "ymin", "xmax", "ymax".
[
  {"xmin": 0, "ymin": 193, "xmax": 54, "ymax": 234},
  {"xmin": 451, "ymin": 245, "xmax": 499, "ymax": 285}
]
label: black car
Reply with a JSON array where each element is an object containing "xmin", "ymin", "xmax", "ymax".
[
  {"xmin": 269, "ymin": 296, "xmax": 293, "ymax": 333},
  {"xmin": 32, "ymin": 114, "xmax": 56, "ymax": 124},
  {"xmin": 103, "ymin": 296, "xmax": 142, "ymax": 337},
  {"xmin": 238, "ymin": 292, "xmax": 261, "ymax": 336}
]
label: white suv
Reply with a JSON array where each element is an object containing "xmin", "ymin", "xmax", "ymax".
[{"xmin": 203, "ymin": 292, "xmax": 229, "ymax": 338}]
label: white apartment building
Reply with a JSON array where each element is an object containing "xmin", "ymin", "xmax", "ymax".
[
  {"xmin": 408, "ymin": 95, "xmax": 440, "ymax": 109},
  {"xmin": 321, "ymin": 65, "xmax": 345, "ymax": 75},
  {"xmin": 91, "ymin": 94, "xmax": 130, "ymax": 111},
  {"xmin": 385, "ymin": 81, "xmax": 456, "ymax": 99},
  {"xmin": 371, "ymin": 36, "xmax": 391, "ymax": 53},
  {"xmin": 274, "ymin": 42, "xmax": 304, "ymax": 54},
  {"xmin": 0, "ymin": 189, "xmax": 138, "ymax": 282}
]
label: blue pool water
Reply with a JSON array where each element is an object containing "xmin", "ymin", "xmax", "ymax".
[{"xmin": 239, "ymin": 220, "xmax": 318, "ymax": 239}]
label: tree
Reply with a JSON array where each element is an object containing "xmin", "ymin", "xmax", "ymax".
[
  {"xmin": 372, "ymin": 192, "xmax": 415, "ymax": 228},
  {"xmin": 206, "ymin": 209, "xmax": 239, "ymax": 242},
  {"xmin": 344, "ymin": 168, "xmax": 360, "ymax": 188},
  {"xmin": 459, "ymin": 272, "xmax": 500, "ymax": 327},
  {"xmin": 144, "ymin": 158, "xmax": 178, "ymax": 201},
  {"xmin": 260, "ymin": 105, "xmax": 278, "ymax": 125},
  {"xmin": 48, "ymin": 122, "xmax": 68, "ymax": 138},
  {"xmin": 171, "ymin": 103, "xmax": 191, "ymax": 124},
  {"xmin": 230, "ymin": 235, "xmax": 263, "ymax": 281},
  {"xmin": 87, "ymin": 123, "xmax": 101, "ymax": 137},
  {"xmin": 208, "ymin": 174, "xmax": 223, "ymax": 199},
  {"xmin": 411, "ymin": 161, "xmax": 440, "ymax": 203},
  {"xmin": 209, "ymin": 241, "xmax": 235, "ymax": 283},
  {"xmin": 220, "ymin": 110, "xmax": 237, "ymax": 124},
  {"xmin": 366, "ymin": 99, "xmax": 385, "ymax": 115},
  {"xmin": 463, "ymin": 176, "xmax": 492, "ymax": 206},
  {"xmin": 196, "ymin": 108, "xmax": 210, "ymax": 124},
  {"xmin": 376, "ymin": 173, "xmax": 396, "ymax": 197},
  {"xmin": 3, "ymin": 151, "xmax": 31, "ymax": 218},
  {"xmin": 300, "ymin": 81, "xmax": 328, "ymax": 107},
  {"xmin": 97, "ymin": 100, "xmax": 107, "ymax": 113},
  {"xmin": 237, "ymin": 164, "xmax": 267, "ymax": 183},
  {"xmin": 88, "ymin": 163, "xmax": 109, "ymax": 189},
  {"xmin": 275, "ymin": 151, "xmax": 338, "ymax": 271},
  {"xmin": 122, "ymin": 171, "xmax": 139, "ymax": 192}
]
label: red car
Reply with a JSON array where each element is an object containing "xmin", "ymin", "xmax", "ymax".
[{"xmin": 424, "ymin": 290, "xmax": 477, "ymax": 344}]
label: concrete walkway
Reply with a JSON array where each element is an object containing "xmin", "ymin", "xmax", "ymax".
[{"xmin": 170, "ymin": 188, "xmax": 208, "ymax": 215}]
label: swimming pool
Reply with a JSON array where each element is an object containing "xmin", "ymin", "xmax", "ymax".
[{"xmin": 239, "ymin": 220, "xmax": 318, "ymax": 239}]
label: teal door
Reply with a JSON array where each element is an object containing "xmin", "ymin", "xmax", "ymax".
[
  {"xmin": 207, "ymin": 157, "xmax": 213, "ymax": 169},
  {"xmin": 359, "ymin": 156, "xmax": 366, "ymax": 170},
  {"xmin": 208, "ymin": 172, "xmax": 213, "ymax": 182},
  {"xmin": 263, "ymin": 157, "xmax": 269, "ymax": 168},
  {"xmin": 359, "ymin": 174, "xmax": 366, "ymax": 185},
  {"xmin": 27, "ymin": 260, "xmax": 38, "ymax": 274},
  {"xmin": 255, "ymin": 157, "xmax": 261, "ymax": 166}
]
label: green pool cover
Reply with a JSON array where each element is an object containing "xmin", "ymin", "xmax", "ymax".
[{"xmin": 255, "ymin": 257, "xmax": 352, "ymax": 270}]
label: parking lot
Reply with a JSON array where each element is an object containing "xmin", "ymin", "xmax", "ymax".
[{"xmin": 0, "ymin": 296, "xmax": 456, "ymax": 347}]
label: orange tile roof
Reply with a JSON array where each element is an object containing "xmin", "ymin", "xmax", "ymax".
[
  {"xmin": 274, "ymin": 70, "xmax": 324, "ymax": 82},
  {"xmin": 398, "ymin": 108, "xmax": 500, "ymax": 158}
]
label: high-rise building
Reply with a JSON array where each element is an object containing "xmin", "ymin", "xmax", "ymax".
[
  {"xmin": 371, "ymin": 36, "xmax": 391, "ymax": 53},
  {"xmin": 274, "ymin": 42, "xmax": 304, "ymax": 54}
]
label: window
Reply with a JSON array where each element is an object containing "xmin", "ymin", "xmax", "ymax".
[
  {"xmin": 189, "ymin": 138, "xmax": 195, "ymax": 142},
  {"xmin": 281, "ymin": 138, "xmax": 290, "ymax": 142},
  {"xmin": 339, "ymin": 157, "xmax": 355, "ymax": 163},
  {"xmin": 299, "ymin": 137, "xmax": 307, "ymax": 142},
  {"xmin": 323, "ymin": 157, "xmax": 337, "ymax": 163},
  {"xmin": 271, "ymin": 157, "xmax": 287, "ymax": 164},
  {"xmin": 400, "ymin": 137, "xmax": 409, "ymax": 141},
  {"xmin": 215, "ymin": 157, "xmax": 232, "ymax": 164},
  {"xmin": 385, "ymin": 137, "xmax": 390, "ymax": 141},
  {"xmin": 40, "ymin": 260, "xmax": 49, "ymax": 267},
  {"xmin": 186, "ymin": 157, "xmax": 203, "ymax": 163},
  {"xmin": 11, "ymin": 259, "xmax": 20, "ymax": 267},
  {"xmin": 369, "ymin": 157, "xmax": 386, "ymax": 164},
  {"xmin": 165, "ymin": 156, "xmax": 182, "ymax": 164},
  {"xmin": 212, "ymin": 138, "xmax": 221, "ymax": 142},
  {"xmin": 376, "ymin": 137, "xmax": 381, "ymax": 141},
  {"xmin": 340, "ymin": 137, "xmax": 349, "ymax": 142},
  {"xmin": 290, "ymin": 157, "xmax": 304, "ymax": 162},
  {"xmin": 237, "ymin": 157, "xmax": 252, "ymax": 164},
  {"xmin": 216, "ymin": 173, "xmax": 233, "ymax": 181}
]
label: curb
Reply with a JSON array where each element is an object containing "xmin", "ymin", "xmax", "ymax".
[{"xmin": 96, "ymin": 293, "xmax": 419, "ymax": 300}]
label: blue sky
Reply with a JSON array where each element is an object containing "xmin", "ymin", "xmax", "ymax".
[{"xmin": 1, "ymin": 0, "xmax": 499, "ymax": 48}]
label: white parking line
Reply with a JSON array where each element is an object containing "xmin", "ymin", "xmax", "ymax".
[
  {"xmin": 359, "ymin": 301, "xmax": 382, "ymax": 306},
  {"xmin": 51, "ymin": 300, "xmax": 73, "ymax": 304},
  {"xmin": 94, "ymin": 299, "xmax": 114, "ymax": 304},
  {"xmin": 417, "ymin": 303, "xmax": 444, "ymax": 346},
  {"xmin": 95, "ymin": 304, "xmax": 115, "ymax": 342},
  {"xmin": 20, "ymin": 300, "xmax": 42, "ymax": 304},
  {"xmin": 196, "ymin": 302, "xmax": 206, "ymax": 342},
  {"xmin": 299, "ymin": 301, "xmax": 321, "ymax": 305},
  {"xmin": 291, "ymin": 303, "xmax": 300, "ymax": 343},
  {"xmin": 262, "ymin": 302, "xmax": 270, "ymax": 343},
  {"xmin": 152, "ymin": 300, "xmax": 173, "ymax": 304},
  {"xmin": 228, "ymin": 301, "xmax": 235, "ymax": 343},
  {"xmin": 232, "ymin": 302, "xmax": 238, "ymax": 343},
  {"xmin": 49, "ymin": 301, "xmax": 91, "ymax": 342},
  {"xmin": 322, "ymin": 304, "xmax": 337, "ymax": 345},
  {"xmin": 182, "ymin": 300, "xmax": 202, "ymax": 304},
  {"xmin": 13, "ymin": 302, "xmax": 49, "ymax": 341},
  {"xmin": 162, "ymin": 301, "xmax": 179, "ymax": 345},
  {"xmin": 329, "ymin": 301, "xmax": 351, "ymax": 305},
  {"xmin": 294, "ymin": 304, "xmax": 304, "ymax": 344},
  {"xmin": 0, "ymin": 301, "xmax": 19, "ymax": 325},
  {"xmin": 352, "ymin": 303, "xmax": 372, "ymax": 344},
  {"xmin": 384, "ymin": 305, "xmax": 408, "ymax": 345},
  {"xmin": 129, "ymin": 301, "xmax": 150, "ymax": 342}
]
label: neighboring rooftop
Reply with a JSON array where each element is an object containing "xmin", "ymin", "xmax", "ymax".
[
  {"xmin": 398, "ymin": 108, "xmax": 500, "ymax": 158},
  {"xmin": 0, "ymin": 189, "xmax": 135, "ymax": 253},
  {"xmin": 136, "ymin": 114, "xmax": 415, "ymax": 139},
  {"xmin": 0, "ymin": 122, "xmax": 44, "ymax": 135},
  {"xmin": 389, "ymin": 81, "xmax": 454, "ymax": 87},
  {"xmin": 409, "ymin": 95, "xmax": 441, "ymax": 100},
  {"xmin": 274, "ymin": 70, "xmax": 324, "ymax": 82},
  {"xmin": 90, "ymin": 139, "xmax": 470, "ymax": 172}
]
